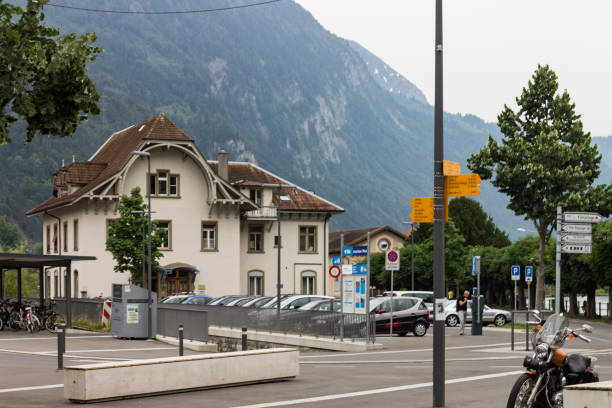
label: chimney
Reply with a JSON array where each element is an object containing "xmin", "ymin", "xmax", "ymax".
[{"xmin": 218, "ymin": 150, "xmax": 229, "ymax": 181}]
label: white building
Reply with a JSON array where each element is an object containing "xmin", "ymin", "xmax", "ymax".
[{"xmin": 27, "ymin": 114, "xmax": 343, "ymax": 299}]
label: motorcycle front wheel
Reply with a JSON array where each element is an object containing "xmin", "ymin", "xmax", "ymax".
[{"xmin": 507, "ymin": 373, "xmax": 536, "ymax": 408}]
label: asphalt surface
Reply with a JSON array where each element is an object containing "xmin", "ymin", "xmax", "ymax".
[{"xmin": 1, "ymin": 320, "xmax": 611, "ymax": 408}]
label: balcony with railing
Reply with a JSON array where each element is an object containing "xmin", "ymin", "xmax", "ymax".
[{"xmin": 245, "ymin": 206, "xmax": 277, "ymax": 219}]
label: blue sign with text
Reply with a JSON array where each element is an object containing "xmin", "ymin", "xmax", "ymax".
[
  {"xmin": 352, "ymin": 264, "xmax": 368, "ymax": 274},
  {"xmin": 331, "ymin": 256, "xmax": 341, "ymax": 266},
  {"xmin": 342, "ymin": 246, "xmax": 368, "ymax": 257}
]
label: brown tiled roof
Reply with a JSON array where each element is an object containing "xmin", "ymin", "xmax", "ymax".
[
  {"xmin": 209, "ymin": 162, "xmax": 343, "ymax": 213},
  {"xmin": 329, "ymin": 226, "xmax": 407, "ymax": 254},
  {"xmin": 27, "ymin": 114, "xmax": 191, "ymax": 215},
  {"xmin": 58, "ymin": 162, "xmax": 108, "ymax": 185}
]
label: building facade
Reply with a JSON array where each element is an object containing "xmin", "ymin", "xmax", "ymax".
[{"xmin": 28, "ymin": 114, "xmax": 343, "ymax": 299}]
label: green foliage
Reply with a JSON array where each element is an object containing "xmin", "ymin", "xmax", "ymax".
[
  {"xmin": 467, "ymin": 65, "xmax": 610, "ymax": 308},
  {"xmin": 449, "ymin": 197, "xmax": 510, "ymax": 247},
  {"xmin": 105, "ymin": 187, "xmax": 165, "ymax": 285},
  {"xmin": 0, "ymin": 215, "xmax": 21, "ymax": 249},
  {"xmin": 0, "ymin": 0, "xmax": 102, "ymax": 143}
]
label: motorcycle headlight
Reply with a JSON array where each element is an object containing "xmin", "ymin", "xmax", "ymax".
[{"xmin": 535, "ymin": 343, "xmax": 549, "ymax": 360}]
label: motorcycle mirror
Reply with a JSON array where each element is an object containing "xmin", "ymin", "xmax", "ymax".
[
  {"xmin": 582, "ymin": 324, "xmax": 593, "ymax": 333},
  {"xmin": 532, "ymin": 309, "xmax": 540, "ymax": 315}
]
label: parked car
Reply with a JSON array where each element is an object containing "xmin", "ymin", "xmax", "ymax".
[
  {"xmin": 181, "ymin": 295, "xmax": 214, "ymax": 305},
  {"xmin": 241, "ymin": 296, "xmax": 273, "ymax": 308},
  {"xmin": 224, "ymin": 296, "xmax": 256, "ymax": 306},
  {"xmin": 371, "ymin": 296, "xmax": 430, "ymax": 337},
  {"xmin": 209, "ymin": 295, "xmax": 243, "ymax": 306},
  {"xmin": 444, "ymin": 301, "xmax": 511, "ymax": 327},
  {"xmin": 161, "ymin": 294, "xmax": 192, "ymax": 304}
]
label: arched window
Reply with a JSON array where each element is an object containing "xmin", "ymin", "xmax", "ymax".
[
  {"xmin": 301, "ymin": 271, "xmax": 316, "ymax": 295},
  {"xmin": 248, "ymin": 270, "xmax": 264, "ymax": 296}
]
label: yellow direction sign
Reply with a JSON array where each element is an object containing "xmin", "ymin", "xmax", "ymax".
[
  {"xmin": 445, "ymin": 174, "xmax": 481, "ymax": 197},
  {"xmin": 410, "ymin": 197, "xmax": 448, "ymax": 223},
  {"xmin": 443, "ymin": 160, "xmax": 461, "ymax": 175}
]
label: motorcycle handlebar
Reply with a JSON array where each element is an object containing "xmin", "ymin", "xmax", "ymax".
[{"xmin": 573, "ymin": 332, "xmax": 591, "ymax": 343}]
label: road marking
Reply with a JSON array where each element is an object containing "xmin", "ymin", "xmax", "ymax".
[
  {"xmin": 313, "ymin": 365, "xmax": 355, "ymax": 368},
  {"xmin": 300, "ymin": 342, "xmax": 512, "ymax": 359},
  {"xmin": 231, "ymin": 370, "xmax": 524, "ymax": 407},
  {"xmin": 0, "ymin": 335, "xmax": 111, "ymax": 341},
  {"xmin": 0, "ymin": 348, "xmax": 131, "ymax": 361},
  {"xmin": 0, "ymin": 384, "xmax": 63, "ymax": 394},
  {"xmin": 38, "ymin": 347, "xmax": 175, "ymax": 354},
  {"xmin": 301, "ymin": 356, "xmax": 522, "ymax": 364}
]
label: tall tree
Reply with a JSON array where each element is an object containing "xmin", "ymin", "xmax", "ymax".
[
  {"xmin": 105, "ymin": 187, "xmax": 165, "ymax": 285},
  {"xmin": 449, "ymin": 197, "xmax": 510, "ymax": 248},
  {"xmin": 1, "ymin": 0, "xmax": 102, "ymax": 144},
  {"xmin": 468, "ymin": 65, "xmax": 608, "ymax": 309},
  {"xmin": 0, "ymin": 215, "xmax": 21, "ymax": 249}
]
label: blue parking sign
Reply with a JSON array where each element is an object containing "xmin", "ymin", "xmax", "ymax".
[
  {"xmin": 511, "ymin": 265, "xmax": 520, "ymax": 281},
  {"xmin": 525, "ymin": 266, "xmax": 533, "ymax": 282}
]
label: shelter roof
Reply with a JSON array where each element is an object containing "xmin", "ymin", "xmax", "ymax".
[{"xmin": 0, "ymin": 253, "xmax": 96, "ymax": 269}]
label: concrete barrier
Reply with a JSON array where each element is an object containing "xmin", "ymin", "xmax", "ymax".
[
  {"xmin": 564, "ymin": 380, "xmax": 612, "ymax": 407},
  {"xmin": 64, "ymin": 348, "xmax": 299, "ymax": 403}
]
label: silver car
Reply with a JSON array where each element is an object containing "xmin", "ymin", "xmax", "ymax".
[{"xmin": 444, "ymin": 301, "xmax": 511, "ymax": 327}]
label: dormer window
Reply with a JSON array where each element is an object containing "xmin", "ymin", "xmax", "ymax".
[
  {"xmin": 250, "ymin": 189, "xmax": 262, "ymax": 206},
  {"xmin": 149, "ymin": 170, "xmax": 180, "ymax": 197}
]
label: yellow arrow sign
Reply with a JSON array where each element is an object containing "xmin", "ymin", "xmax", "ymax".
[
  {"xmin": 444, "ymin": 174, "xmax": 482, "ymax": 197},
  {"xmin": 443, "ymin": 160, "xmax": 461, "ymax": 175},
  {"xmin": 410, "ymin": 197, "xmax": 448, "ymax": 223}
]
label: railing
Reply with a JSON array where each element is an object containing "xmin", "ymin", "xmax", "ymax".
[
  {"xmin": 191, "ymin": 304, "xmax": 375, "ymax": 342},
  {"xmin": 157, "ymin": 303, "xmax": 208, "ymax": 341},
  {"xmin": 245, "ymin": 206, "xmax": 277, "ymax": 218},
  {"xmin": 545, "ymin": 299, "xmax": 610, "ymax": 317}
]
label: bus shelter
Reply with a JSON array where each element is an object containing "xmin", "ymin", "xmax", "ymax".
[{"xmin": 0, "ymin": 253, "xmax": 96, "ymax": 328}]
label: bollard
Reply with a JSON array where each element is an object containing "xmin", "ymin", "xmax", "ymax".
[
  {"xmin": 241, "ymin": 327, "xmax": 247, "ymax": 351},
  {"xmin": 57, "ymin": 323, "xmax": 66, "ymax": 370},
  {"xmin": 525, "ymin": 311, "xmax": 529, "ymax": 351},
  {"xmin": 511, "ymin": 312, "xmax": 515, "ymax": 351},
  {"xmin": 178, "ymin": 325, "xmax": 184, "ymax": 357}
]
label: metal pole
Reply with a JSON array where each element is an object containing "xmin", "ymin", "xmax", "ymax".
[
  {"xmin": 366, "ymin": 232, "xmax": 371, "ymax": 344},
  {"xmin": 57, "ymin": 323, "xmax": 65, "ymax": 370},
  {"xmin": 276, "ymin": 185, "xmax": 281, "ymax": 322},
  {"xmin": 17, "ymin": 267, "xmax": 22, "ymax": 305},
  {"xmin": 476, "ymin": 256, "xmax": 481, "ymax": 324},
  {"xmin": 178, "ymin": 325, "xmax": 184, "ymax": 356},
  {"xmin": 66, "ymin": 263, "xmax": 72, "ymax": 329},
  {"xmin": 514, "ymin": 281, "xmax": 517, "ymax": 312},
  {"xmin": 411, "ymin": 223, "xmax": 415, "ymax": 291},
  {"xmin": 389, "ymin": 269, "xmax": 394, "ymax": 337},
  {"xmin": 555, "ymin": 206, "xmax": 562, "ymax": 314},
  {"xmin": 242, "ymin": 327, "xmax": 247, "ymax": 351},
  {"xmin": 147, "ymin": 155, "xmax": 153, "ymax": 339},
  {"xmin": 142, "ymin": 216, "xmax": 145, "ymax": 287},
  {"xmin": 340, "ymin": 234, "xmax": 344, "ymax": 342},
  {"xmin": 433, "ymin": 0, "xmax": 445, "ymax": 405}
]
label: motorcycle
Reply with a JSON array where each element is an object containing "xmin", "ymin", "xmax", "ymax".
[{"xmin": 507, "ymin": 312, "xmax": 599, "ymax": 408}]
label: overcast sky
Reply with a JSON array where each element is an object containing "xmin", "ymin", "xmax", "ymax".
[{"xmin": 294, "ymin": 0, "xmax": 612, "ymax": 137}]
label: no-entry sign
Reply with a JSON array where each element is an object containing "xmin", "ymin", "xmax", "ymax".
[
  {"xmin": 386, "ymin": 249, "xmax": 400, "ymax": 271},
  {"xmin": 329, "ymin": 265, "xmax": 341, "ymax": 278}
]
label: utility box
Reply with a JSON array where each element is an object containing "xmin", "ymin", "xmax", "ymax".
[
  {"xmin": 471, "ymin": 295, "xmax": 485, "ymax": 336},
  {"xmin": 111, "ymin": 284, "xmax": 157, "ymax": 339}
]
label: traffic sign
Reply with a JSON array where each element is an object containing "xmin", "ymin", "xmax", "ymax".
[
  {"xmin": 342, "ymin": 246, "xmax": 368, "ymax": 257},
  {"xmin": 385, "ymin": 249, "xmax": 400, "ymax": 271},
  {"xmin": 561, "ymin": 223, "xmax": 592, "ymax": 234},
  {"xmin": 562, "ymin": 244, "xmax": 592, "ymax": 254},
  {"xmin": 561, "ymin": 234, "xmax": 592, "ymax": 244},
  {"xmin": 444, "ymin": 174, "xmax": 482, "ymax": 197},
  {"xmin": 331, "ymin": 256, "xmax": 341, "ymax": 266},
  {"xmin": 443, "ymin": 160, "xmax": 461, "ymax": 175},
  {"xmin": 329, "ymin": 265, "xmax": 341, "ymax": 278},
  {"xmin": 472, "ymin": 256, "xmax": 480, "ymax": 276},
  {"xmin": 409, "ymin": 197, "xmax": 448, "ymax": 223},
  {"xmin": 564, "ymin": 212, "xmax": 602, "ymax": 223},
  {"xmin": 525, "ymin": 266, "xmax": 533, "ymax": 283},
  {"xmin": 511, "ymin": 265, "xmax": 520, "ymax": 281},
  {"xmin": 341, "ymin": 264, "xmax": 368, "ymax": 275}
]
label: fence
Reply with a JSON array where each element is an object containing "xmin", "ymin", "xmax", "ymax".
[
  {"xmin": 55, "ymin": 297, "xmax": 105, "ymax": 323},
  {"xmin": 157, "ymin": 303, "xmax": 208, "ymax": 341},
  {"xmin": 193, "ymin": 304, "xmax": 375, "ymax": 341}
]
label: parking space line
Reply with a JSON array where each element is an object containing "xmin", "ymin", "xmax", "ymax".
[
  {"xmin": 230, "ymin": 370, "xmax": 523, "ymax": 407},
  {"xmin": 300, "ymin": 342, "xmax": 512, "ymax": 359},
  {"xmin": 0, "ymin": 335, "xmax": 111, "ymax": 341},
  {"xmin": 38, "ymin": 347, "xmax": 175, "ymax": 354},
  {"xmin": 313, "ymin": 365, "xmax": 355, "ymax": 368},
  {"xmin": 301, "ymin": 356, "xmax": 522, "ymax": 364},
  {"xmin": 0, "ymin": 348, "xmax": 132, "ymax": 361},
  {"xmin": 0, "ymin": 384, "xmax": 63, "ymax": 394}
]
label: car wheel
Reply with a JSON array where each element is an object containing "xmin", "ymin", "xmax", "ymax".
[
  {"xmin": 494, "ymin": 314, "xmax": 507, "ymax": 327},
  {"xmin": 413, "ymin": 322, "xmax": 427, "ymax": 337},
  {"xmin": 446, "ymin": 314, "xmax": 459, "ymax": 327}
]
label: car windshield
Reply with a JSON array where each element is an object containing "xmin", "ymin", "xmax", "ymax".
[
  {"xmin": 165, "ymin": 296, "xmax": 188, "ymax": 303},
  {"xmin": 535, "ymin": 313, "xmax": 569, "ymax": 349}
]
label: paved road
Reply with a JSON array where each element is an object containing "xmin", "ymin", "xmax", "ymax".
[{"xmin": 1, "ymin": 321, "xmax": 611, "ymax": 408}]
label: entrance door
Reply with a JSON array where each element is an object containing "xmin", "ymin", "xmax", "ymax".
[{"xmin": 166, "ymin": 269, "xmax": 190, "ymax": 295}]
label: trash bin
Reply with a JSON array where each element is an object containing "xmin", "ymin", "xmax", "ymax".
[
  {"xmin": 111, "ymin": 284, "xmax": 157, "ymax": 339},
  {"xmin": 471, "ymin": 295, "xmax": 485, "ymax": 336}
]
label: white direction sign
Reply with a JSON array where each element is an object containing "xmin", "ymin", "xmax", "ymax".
[
  {"xmin": 561, "ymin": 234, "xmax": 592, "ymax": 244},
  {"xmin": 564, "ymin": 212, "xmax": 602, "ymax": 223},
  {"xmin": 561, "ymin": 224, "xmax": 592, "ymax": 234},
  {"xmin": 385, "ymin": 249, "xmax": 400, "ymax": 271},
  {"xmin": 562, "ymin": 244, "xmax": 592, "ymax": 254}
]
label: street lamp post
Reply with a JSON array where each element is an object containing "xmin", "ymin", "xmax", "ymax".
[
  {"xmin": 261, "ymin": 183, "xmax": 293, "ymax": 321},
  {"xmin": 131, "ymin": 151, "xmax": 152, "ymax": 339}
]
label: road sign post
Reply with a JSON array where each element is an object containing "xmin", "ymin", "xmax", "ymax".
[
  {"xmin": 525, "ymin": 266, "xmax": 533, "ymax": 310},
  {"xmin": 472, "ymin": 256, "xmax": 481, "ymax": 325},
  {"xmin": 511, "ymin": 265, "xmax": 520, "ymax": 312},
  {"xmin": 340, "ymin": 234, "xmax": 344, "ymax": 341},
  {"xmin": 366, "ymin": 232, "xmax": 371, "ymax": 344},
  {"xmin": 386, "ymin": 249, "xmax": 400, "ymax": 337}
]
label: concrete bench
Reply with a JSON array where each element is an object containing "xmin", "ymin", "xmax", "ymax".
[
  {"xmin": 564, "ymin": 380, "xmax": 612, "ymax": 408},
  {"xmin": 64, "ymin": 348, "xmax": 299, "ymax": 403}
]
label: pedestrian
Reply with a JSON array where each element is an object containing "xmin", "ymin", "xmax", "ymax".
[{"xmin": 457, "ymin": 290, "xmax": 470, "ymax": 335}]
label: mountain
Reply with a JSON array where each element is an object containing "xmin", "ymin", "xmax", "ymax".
[{"xmin": 1, "ymin": 0, "xmax": 598, "ymax": 243}]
